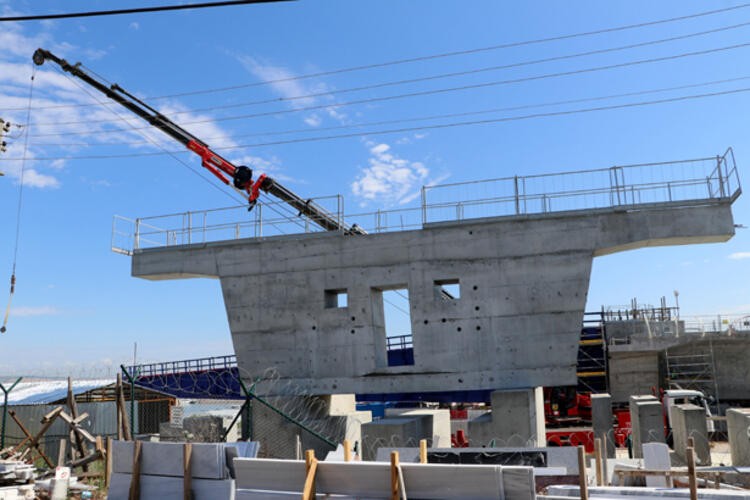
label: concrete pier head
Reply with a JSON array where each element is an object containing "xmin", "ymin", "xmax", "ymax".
[{"xmin": 132, "ymin": 201, "xmax": 736, "ymax": 396}]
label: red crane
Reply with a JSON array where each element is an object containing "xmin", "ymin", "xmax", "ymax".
[{"xmin": 33, "ymin": 48, "xmax": 364, "ymax": 234}]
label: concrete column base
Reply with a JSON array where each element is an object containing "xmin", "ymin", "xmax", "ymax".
[{"xmin": 467, "ymin": 388, "xmax": 545, "ymax": 447}]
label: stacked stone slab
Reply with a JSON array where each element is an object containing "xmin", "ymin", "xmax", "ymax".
[
  {"xmin": 628, "ymin": 395, "xmax": 664, "ymax": 459},
  {"xmin": 108, "ymin": 441, "xmax": 237, "ymax": 500},
  {"xmin": 727, "ymin": 408, "xmax": 750, "ymax": 466}
]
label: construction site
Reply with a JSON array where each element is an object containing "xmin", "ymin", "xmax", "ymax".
[{"xmin": 2, "ymin": 1, "xmax": 750, "ymax": 499}]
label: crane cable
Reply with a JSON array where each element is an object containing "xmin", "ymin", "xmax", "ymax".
[{"xmin": 2, "ymin": 66, "xmax": 36, "ymax": 334}]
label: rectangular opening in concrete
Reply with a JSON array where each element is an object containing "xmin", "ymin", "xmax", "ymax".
[
  {"xmin": 324, "ymin": 288, "xmax": 348, "ymax": 308},
  {"xmin": 373, "ymin": 286, "xmax": 414, "ymax": 367},
  {"xmin": 435, "ymin": 279, "xmax": 460, "ymax": 300}
]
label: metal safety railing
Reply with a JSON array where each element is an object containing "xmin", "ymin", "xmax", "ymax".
[
  {"xmin": 125, "ymin": 354, "xmax": 238, "ymax": 377},
  {"xmin": 112, "ymin": 149, "xmax": 741, "ymax": 254}
]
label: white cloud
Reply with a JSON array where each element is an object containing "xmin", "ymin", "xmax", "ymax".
[
  {"xmin": 236, "ymin": 55, "xmax": 347, "ymax": 126},
  {"xmin": 11, "ymin": 305, "xmax": 61, "ymax": 317},
  {"xmin": 129, "ymin": 22, "xmax": 140, "ymax": 30},
  {"xmin": 20, "ymin": 169, "xmax": 61, "ymax": 188},
  {"xmin": 351, "ymin": 142, "xmax": 431, "ymax": 206},
  {"xmin": 729, "ymin": 252, "xmax": 750, "ymax": 260}
]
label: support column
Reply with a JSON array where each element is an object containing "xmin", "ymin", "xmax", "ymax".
[
  {"xmin": 591, "ymin": 393, "xmax": 615, "ymax": 458},
  {"xmin": 727, "ymin": 408, "xmax": 750, "ymax": 466},
  {"xmin": 468, "ymin": 388, "xmax": 545, "ymax": 447},
  {"xmin": 672, "ymin": 404, "xmax": 710, "ymax": 465},
  {"xmin": 629, "ymin": 395, "xmax": 664, "ymax": 458}
]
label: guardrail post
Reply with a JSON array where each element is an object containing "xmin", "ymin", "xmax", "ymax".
[
  {"xmin": 514, "ymin": 176, "xmax": 520, "ymax": 215},
  {"xmin": 187, "ymin": 212, "xmax": 192, "ymax": 245},
  {"xmin": 717, "ymin": 155, "xmax": 726, "ymax": 198},
  {"xmin": 134, "ymin": 219, "xmax": 141, "ymax": 250},
  {"xmin": 421, "ymin": 186, "xmax": 427, "ymax": 225}
]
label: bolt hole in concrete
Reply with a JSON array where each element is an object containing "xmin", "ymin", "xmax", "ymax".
[{"xmin": 476, "ymin": 325, "xmax": 481, "ymax": 331}]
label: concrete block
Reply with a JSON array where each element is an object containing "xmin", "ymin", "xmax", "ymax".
[
  {"xmin": 727, "ymin": 408, "xmax": 750, "ymax": 466},
  {"xmin": 361, "ymin": 416, "xmax": 429, "ymax": 461},
  {"xmin": 629, "ymin": 396, "xmax": 663, "ymax": 458},
  {"xmin": 591, "ymin": 393, "xmax": 616, "ymax": 458},
  {"xmin": 384, "ymin": 408, "xmax": 452, "ymax": 447},
  {"xmin": 642, "ymin": 442, "xmax": 671, "ymax": 487},
  {"xmin": 468, "ymin": 388, "xmax": 545, "ymax": 447},
  {"xmin": 672, "ymin": 404, "xmax": 710, "ymax": 466}
]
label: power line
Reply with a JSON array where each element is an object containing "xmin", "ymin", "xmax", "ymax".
[
  {"xmin": 10, "ymin": 1, "xmax": 750, "ymax": 111},
  {"xmin": 0, "ymin": 0, "xmax": 293, "ymax": 22},
  {"xmin": 27, "ymin": 74, "xmax": 750, "ymax": 147},
  {"xmin": 8, "ymin": 85, "xmax": 750, "ymax": 162},
  {"xmin": 29, "ymin": 39, "xmax": 750, "ymax": 136},
  {"xmin": 31, "ymin": 18, "xmax": 750, "ymax": 127},
  {"xmin": 34, "ymin": 74, "xmax": 750, "ymax": 146}
]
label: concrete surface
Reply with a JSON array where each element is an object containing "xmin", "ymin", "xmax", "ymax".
[
  {"xmin": 629, "ymin": 396, "xmax": 664, "ymax": 458},
  {"xmin": 591, "ymin": 393, "xmax": 616, "ymax": 458},
  {"xmin": 361, "ymin": 416, "xmax": 430, "ymax": 461},
  {"xmin": 132, "ymin": 201, "xmax": 735, "ymax": 395},
  {"xmin": 468, "ymin": 388, "xmax": 545, "ymax": 447},
  {"xmin": 727, "ymin": 408, "xmax": 750, "ymax": 466},
  {"xmin": 671, "ymin": 403, "xmax": 710, "ymax": 466},
  {"xmin": 384, "ymin": 408, "xmax": 452, "ymax": 447}
]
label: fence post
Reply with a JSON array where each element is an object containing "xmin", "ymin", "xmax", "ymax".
[
  {"xmin": 121, "ymin": 365, "xmax": 137, "ymax": 438},
  {"xmin": 0, "ymin": 377, "xmax": 22, "ymax": 449},
  {"xmin": 421, "ymin": 186, "xmax": 427, "ymax": 225},
  {"xmin": 514, "ymin": 176, "xmax": 520, "ymax": 215}
]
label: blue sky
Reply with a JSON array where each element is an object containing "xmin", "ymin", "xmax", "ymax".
[{"xmin": 0, "ymin": 0, "xmax": 748, "ymax": 377}]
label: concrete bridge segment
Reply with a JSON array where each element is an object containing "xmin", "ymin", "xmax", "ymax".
[{"xmin": 132, "ymin": 201, "xmax": 735, "ymax": 396}]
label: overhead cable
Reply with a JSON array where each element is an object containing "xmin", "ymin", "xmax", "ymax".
[
  {"xmin": 9, "ymin": 1, "xmax": 750, "ymax": 111},
  {"xmin": 29, "ymin": 39, "xmax": 750, "ymax": 135},
  {"xmin": 0, "ymin": 0, "xmax": 294, "ymax": 22},
  {"xmin": 26, "ymin": 74, "xmax": 750, "ymax": 147},
  {"xmin": 30, "ymin": 18, "xmax": 750, "ymax": 126},
  {"xmin": 8, "ymin": 85, "xmax": 750, "ymax": 161}
]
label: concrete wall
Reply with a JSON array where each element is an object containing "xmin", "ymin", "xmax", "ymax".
[
  {"xmin": 132, "ymin": 202, "xmax": 735, "ymax": 395},
  {"xmin": 607, "ymin": 334, "xmax": 750, "ymax": 403},
  {"xmin": 607, "ymin": 350, "xmax": 662, "ymax": 403}
]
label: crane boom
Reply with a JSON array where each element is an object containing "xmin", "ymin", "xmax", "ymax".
[{"xmin": 32, "ymin": 48, "xmax": 364, "ymax": 234}]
